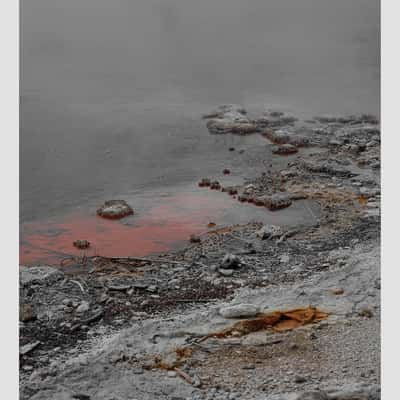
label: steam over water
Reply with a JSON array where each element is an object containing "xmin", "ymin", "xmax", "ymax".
[{"xmin": 21, "ymin": 0, "xmax": 379, "ymax": 223}]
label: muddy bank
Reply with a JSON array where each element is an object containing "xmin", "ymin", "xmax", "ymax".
[{"xmin": 20, "ymin": 107, "xmax": 380, "ymax": 400}]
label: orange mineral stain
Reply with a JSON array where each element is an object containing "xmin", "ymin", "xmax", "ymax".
[
  {"xmin": 20, "ymin": 189, "xmax": 239, "ymax": 265},
  {"xmin": 20, "ymin": 186, "xmax": 320, "ymax": 266}
]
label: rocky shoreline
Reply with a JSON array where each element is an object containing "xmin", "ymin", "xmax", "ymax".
[{"xmin": 20, "ymin": 106, "xmax": 380, "ymax": 400}]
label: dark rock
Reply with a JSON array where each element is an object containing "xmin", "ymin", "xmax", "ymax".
[
  {"xmin": 189, "ymin": 234, "xmax": 201, "ymax": 244},
  {"xmin": 294, "ymin": 375, "xmax": 307, "ymax": 384},
  {"xmin": 72, "ymin": 394, "xmax": 91, "ymax": 400},
  {"xmin": 269, "ymin": 110, "xmax": 284, "ymax": 117},
  {"xmin": 222, "ymin": 186, "xmax": 238, "ymax": 195},
  {"xmin": 242, "ymin": 364, "xmax": 256, "ymax": 370},
  {"xmin": 223, "ymin": 168, "xmax": 231, "ymax": 175},
  {"xmin": 220, "ymin": 254, "xmax": 242, "ymax": 269},
  {"xmin": 73, "ymin": 240, "xmax": 90, "ymax": 250},
  {"xmin": 358, "ymin": 308, "xmax": 373, "ymax": 318},
  {"xmin": 238, "ymin": 194, "xmax": 252, "ymax": 202},
  {"xmin": 198, "ymin": 178, "xmax": 211, "ymax": 187},
  {"xmin": 96, "ymin": 200, "xmax": 134, "ymax": 219},
  {"xmin": 210, "ymin": 181, "xmax": 221, "ymax": 190}
]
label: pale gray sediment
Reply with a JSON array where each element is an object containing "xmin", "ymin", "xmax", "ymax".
[{"xmin": 19, "ymin": 106, "xmax": 380, "ymax": 400}]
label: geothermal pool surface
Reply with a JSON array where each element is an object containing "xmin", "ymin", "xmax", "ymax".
[
  {"xmin": 20, "ymin": 0, "xmax": 379, "ymax": 264},
  {"xmin": 20, "ymin": 185, "xmax": 320, "ymax": 265}
]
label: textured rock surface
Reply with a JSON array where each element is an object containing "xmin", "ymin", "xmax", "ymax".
[
  {"xmin": 272, "ymin": 144, "xmax": 299, "ymax": 155},
  {"xmin": 204, "ymin": 105, "xmax": 258, "ymax": 135},
  {"xmin": 264, "ymin": 193, "xmax": 293, "ymax": 210},
  {"xmin": 20, "ymin": 265, "xmax": 64, "ymax": 287},
  {"xmin": 96, "ymin": 200, "xmax": 134, "ymax": 219}
]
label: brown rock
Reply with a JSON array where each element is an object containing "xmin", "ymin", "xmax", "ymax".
[
  {"xmin": 73, "ymin": 240, "xmax": 90, "ymax": 250},
  {"xmin": 20, "ymin": 304, "xmax": 36, "ymax": 322},
  {"xmin": 358, "ymin": 308, "xmax": 373, "ymax": 318},
  {"xmin": 189, "ymin": 234, "xmax": 201, "ymax": 244}
]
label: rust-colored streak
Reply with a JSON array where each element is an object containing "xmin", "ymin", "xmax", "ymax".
[
  {"xmin": 201, "ymin": 306, "xmax": 328, "ymax": 341},
  {"xmin": 357, "ymin": 195, "xmax": 369, "ymax": 205}
]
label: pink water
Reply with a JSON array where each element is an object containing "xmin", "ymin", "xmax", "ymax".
[{"xmin": 20, "ymin": 185, "xmax": 319, "ymax": 265}]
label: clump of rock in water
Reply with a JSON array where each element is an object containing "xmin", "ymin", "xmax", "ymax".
[
  {"xmin": 238, "ymin": 193, "xmax": 255, "ymax": 203},
  {"xmin": 221, "ymin": 186, "xmax": 238, "ymax": 195},
  {"xmin": 198, "ymin": 178, "xmax": 211, "ymax": 187},
  {"xmin": 73, "ymin": 240, "xmax": 90, "ymax": 249},
  {"xmin": 253, "ymin": 193, "xmax": 292, "ymax": 210},
  {"xmin": 96, "ymin": 200, "xmax": 134, "ymax": 219},
  {"xmin": 203, "ymin": 104, "xmax": 258, "ymax": 135},
  {"xmin": 210, "ymin": 181, "xmax": 221, "ymax": 190},
  {"xmin": 264, "ymin": 193, "xmax": 293, "ymax": 210}
]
